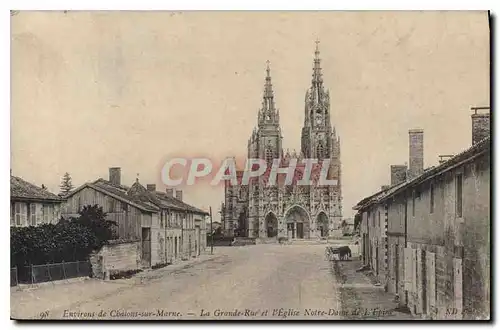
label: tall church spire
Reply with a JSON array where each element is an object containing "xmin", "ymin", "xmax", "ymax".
[
  {"xmin": 312, "ymin": 39, "xmax": 323, "ymax": 88},
  {"xmin": 263, "ymin": 60, "xmax": 275, "ymax": 111},
  {"xmin": 258, "ymin": 60, "xmax": 279, "ymax": 126},
  {"xmin": 309, "ymin": 39, "xmax": 326, "ymax": 108},
  {"xmin": 301, "ymin": 40, "xmax": 334, "ymax": 158}
]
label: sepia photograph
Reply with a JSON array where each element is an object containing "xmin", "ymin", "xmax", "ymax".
[{"xmin": 9, "ymin": 10, "xmax": 491, "ymax": 321}]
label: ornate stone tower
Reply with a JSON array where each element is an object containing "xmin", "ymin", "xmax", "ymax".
[
  {"xmin": 300, "ymin": 41, "xmax": 343, "ymax": 237},
  {"xmin": 245, "ymin": 62, "xmax": 284, "ymax": 237},
  {"xmin": 248, "ymin": 61, "xmax": 283, "ymax": 163},
  {"xmin": 301, "ymin": 41, "xmax": 339, "ymax": 162}
]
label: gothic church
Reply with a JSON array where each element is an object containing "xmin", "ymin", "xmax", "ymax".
[{"xmin": 222, "ymin": 43, "xmax": 342, "ymax": 240}]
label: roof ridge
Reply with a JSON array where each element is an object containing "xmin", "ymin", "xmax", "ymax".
[{"xmin": 11, "ymin": 175, "xmax": 62, "ymax": 201}]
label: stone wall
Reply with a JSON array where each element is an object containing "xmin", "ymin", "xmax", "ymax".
[
  {"xmin": 461, "ymin": 153, "xmax": 490, "ymax": 319},
  {"xmin": 150, "ymin": 213, "xmax": 165, "ymax": 267},
  {"xmin": 90, "ymin": 240, "xmax": 141, "ymax": 279}
]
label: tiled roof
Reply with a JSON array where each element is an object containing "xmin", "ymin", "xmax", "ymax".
[
  {"xmin": 11, "ymin": 175, "xmax": 62, "ymax": 202},
  {"xmin": 67, "ymin": 177, "xmax": 209, "ymax": 215},
  {"xmin": 91, "ymin": 179, "xmax": 159, "ymax": 212},
  {"xmin": 64, "ymin": 179, "xmax": 158, "ymax": 212},
  {"xmin": 353, "ymin": 137, "xmax": 490, "ymax": 211},
  {"xmin": 154, "ymin": 191, "xmax": 209, "ymax": 215}
]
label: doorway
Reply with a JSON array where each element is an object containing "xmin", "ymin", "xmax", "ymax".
[
  {"xmin": 284, "ymin": 206, "xmax": 310, "ymax": 239},
  {"xmin": 395, "ymin": 244, "xmax": 400, "ymax": 294},
  {"xmin": 297, "ymin": 223, "xmax": 304, "ymax": 239},
  {"xmin": 265, "ymin": 213, "xmax": 278, "ymax": 238},
  {"xmin": 174, "ymin": 237, "xmax": 178, "ymax": 259},
  {"xmin": 141, "ymin": 228, "xmax": 151, "ymax": 268},
  {"xmin": 316, "ymin": 212, "xmax": 328, "ymax": 238}
]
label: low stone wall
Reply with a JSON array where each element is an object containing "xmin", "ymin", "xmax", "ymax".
[
  {"xmin": 232, "ymin": 237, "xmax": 256, "ymax": 246},
  {"xmin": 90, "ymin": 239, "xmax": 141, "ymax": 279},
  {"xmin": 255, "ymin": 237, "xmax": 277, "ymax": 244}
]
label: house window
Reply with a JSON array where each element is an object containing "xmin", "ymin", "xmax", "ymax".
[
  {"xmin": 11, "ymin": 202, "xmax": 15, "ymax": 226},
  {"xmin": 15, "ymin": 203, "xmax": 21, "ymax": 226},
  {"xmin": 43, "ymin": 205, "xmax": 48, "ymax": 223},
  {"xmin": 160, "ymin": 212, "xmax": 164, "ymax": 229},
  {"xmin": 30, "ymin": 203, "xmax": 36, "ymax": 226},
  {"xmin": 456, "ymin": 174, "xmax": 463, "ymax": 218},
  {"xmin": 43, "ymin": 204, "xmax": 54, "ymax": 224},
  {"xmin": 430, "ymin": 183, "xmax": 435, "ymax": 214},
  {"xmin": 378, "ymin": 211, "xmax": 381, "ymax": 227},
  {"xmin": 412, "ymin": 190, "xmax": 416, "ymax": 217}
]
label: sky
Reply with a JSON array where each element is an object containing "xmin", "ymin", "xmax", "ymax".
[{"xmin": 11, "ymin": 11, "xmax": 490, "ymax": 220}]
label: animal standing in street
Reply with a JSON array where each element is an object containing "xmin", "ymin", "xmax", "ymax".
[{"xmin": 325, "ymin": 246, "xmax": 352, "ymax": 261}]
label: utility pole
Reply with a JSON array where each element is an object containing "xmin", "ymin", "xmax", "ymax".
[{"xmin": 210, "ymin": 206, "xmax": 213, "ymax": 255}]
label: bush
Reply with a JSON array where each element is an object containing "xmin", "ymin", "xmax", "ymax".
[
  {"xmin": 152, "ymin": 262, "xmax": 168, "ymax": 270},
  {"xmin": 11, "ymin": 204, "xmax": 116, "ymax": 269},
  {"xmin": 109, "ymin": 269, "xmax": 142, "ymax": 280}
]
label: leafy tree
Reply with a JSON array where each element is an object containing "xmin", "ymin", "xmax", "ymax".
[
  {"xmin": 73, "ymin": 205, "xmax": 117, "ymax": 248},
  {"xmin": 59, "ymin": 172, "xmax": 74, "ymax": 195}
]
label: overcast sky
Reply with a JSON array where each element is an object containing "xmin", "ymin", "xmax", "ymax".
[{"xmin": 11, "ymin": 11, "xmax": 489, "ymax": 220}]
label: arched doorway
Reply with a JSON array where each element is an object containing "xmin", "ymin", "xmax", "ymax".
[
  {"xmin": 284, "ymin": 206, "xmax": 310, "ymax": 239},
  {"xmin": 237, "ymin": 210, "xmax": 247, "ymax": 237},
  {"xmin": 316, "ymin": 212, "xmax": 329, "ymax": 238},
  {"xmin": 265, "ymin": 212, "xmax": 278, "ymax": 238}
]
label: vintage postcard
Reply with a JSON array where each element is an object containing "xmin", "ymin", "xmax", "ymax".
[{"xmin": 10, "ymin": 11, "xmax": 490, "ymax": 320}]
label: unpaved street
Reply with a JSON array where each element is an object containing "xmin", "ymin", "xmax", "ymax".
[{"xmin": 13, "ymin": 244, "xmax": 342, "ymax": 320}]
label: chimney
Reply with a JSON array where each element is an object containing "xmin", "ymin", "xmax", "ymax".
[
  {"xmin": 109, "ymin": 167, "xmax": 121, "ymax": 186},
  {"xmin": 146, "ymin": 184, "xmax": 156, "ymax": 192},
  {"xmin": 408, "ymin": 129, "xmax": 424, "ymax": 179},
  {"xmin": 471, "ymin": 106, "xmax": 490, "ymax": 145},
  {"xmin": 438, "ymin": 154, "xmax": 454, "ymax": 165},
  {"xmin": 390, "ymin": 165, "xmax": 407, "ymax": 186},
  {"xmin": 166, "ymin": 188, "xmax": 174, "ymax": 198},
  {"xmin": 175, "ymin": 190, "xmax": 183, "ymax": 201}
]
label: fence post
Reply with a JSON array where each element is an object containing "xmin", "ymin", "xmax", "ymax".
[
  {"xmin": 12, "ymin": 267, "xmax": 18, "ymax": 287},
  {"xmin": 62, "ymin": 260, "xmax": 67, "ymax": 280},
  {"xmin": 30, "ymin": 264, "xmax": 34, "ymax": 284},
  {"xmin": 48, "ymin": 263, "xmax": 52, "ymax": 282},
  {"xmin": 76, "ymin": 261, "xmax": 80, "ymax": 276}
]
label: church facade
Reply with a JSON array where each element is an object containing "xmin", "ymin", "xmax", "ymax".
[{"xmin": 222, "ymin": 44, "xmax": 343, "ymax": 240}]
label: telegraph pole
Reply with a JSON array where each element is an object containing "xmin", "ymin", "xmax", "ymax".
[{"xmin": 209, "ymin": 206, "xmax": 213, "ymax": 255}]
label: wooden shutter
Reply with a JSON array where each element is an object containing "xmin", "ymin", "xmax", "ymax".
[
  {"xmin": 15, "ymin": 203, "xmax": 21, "ymax": 226},
  {"xmin": 454, "ymin": 258, "xmax": 463, "ymax": 320},
  {"xmin": 426, "ymin": 252, "xmax": 436, "ymax": 311},
  {"xmin": 404, "ymin": 247, "xmax": 412, "ymax": 291},
  {"xmin": 30, "ymin": 203, "xmax": 36, "ymax": 226},
  {"xmin": 36, "ymin": 204, "xmax": 43, "ymax": 225},
  {"xmin": 20, "ymin": 203, "xmax": 28, "ymax": 226},
  {"xmin": 416, "ymin": 248, "xmax": 422, "ymax": 313},
  {"xmin": 10, "ymin": 203, "xmax": 14, "ymax": 226},
  {"xmin": 412, "ymin": 248, "xmax": 418, "ymax": 294}
]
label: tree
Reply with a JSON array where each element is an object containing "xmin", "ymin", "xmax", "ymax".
[
  {"xmin": 59, "ymin": 172, "xmax": 74, "ymax": 195},
  {"xmin": 73, "ymin": 205, "xmax": 117, "ymax": 248},
  {"xmin": 41, "ymin": 184, "xmax": 47, "ymax": 190}
]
